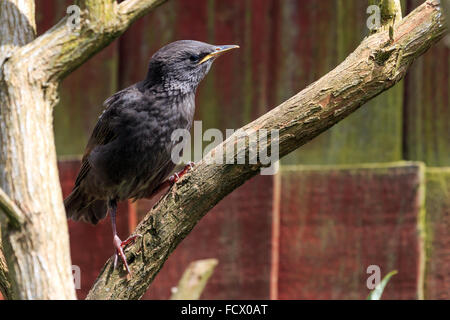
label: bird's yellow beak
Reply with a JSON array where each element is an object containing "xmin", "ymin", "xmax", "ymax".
[{"xmin": 198, "ymin": 45, "xmax": 240, "ymax": 65}]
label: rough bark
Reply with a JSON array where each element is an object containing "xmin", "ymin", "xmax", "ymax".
[
  {"xmin": 87, "ymin": 0, "xmax": 447, "ymax": 300},
  {"xmin": 0, "ymin": 230, "xmax": 12, "ymax": 299},
  {"xmin": 0, "ymin": 0, "xmax": 165, "ymax": 299}
]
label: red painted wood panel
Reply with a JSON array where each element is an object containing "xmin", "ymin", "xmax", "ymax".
[
  {"xmin": 58, "ymin": 160, "xmax": 132, "ymax": 300},
  {"xmin": 136, "ymin": 175, "xmax": 275, "ymax": 300},
  {"xmin": 277, "ymin": 163, "xmax": 424, "ymax": 299}
]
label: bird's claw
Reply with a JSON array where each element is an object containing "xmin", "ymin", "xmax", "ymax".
[
  {"xmin": 113, "ymin": 234, "xmax": 142, "ymax": 275},
  {"xmin": 121, "ymin": 234, "xmax": 142, "ymax": 247},
  {"xmin": 186, "ymin": 161, "xmax": 195, "ymax": 170},
  {"xmin": 168, "ymin": 162, "xmax": 195, "ymax": 185},
  {"xmin": 169, "ymin": 172, "xmax": 180, "ymax": 185}
]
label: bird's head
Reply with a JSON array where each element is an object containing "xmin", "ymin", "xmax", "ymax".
[{"xmin": 145, "ymin": 40, "xmax": 239, "ymax": 94}]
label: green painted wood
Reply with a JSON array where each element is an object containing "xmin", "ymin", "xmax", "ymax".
[
  {"xmin": 282, "ymin": 0, "xmax": 404, "ymax": 165},
  {"xmin": 54, "ymin": 45, "xmax": 119, "ymax": 156},
  {"xmin": 424, "ymin": 168, "xmax": 450, "ymax": 299},
  {"xmin": 404, "ymin": 0, "xmax": 450, "ymax": 166}
]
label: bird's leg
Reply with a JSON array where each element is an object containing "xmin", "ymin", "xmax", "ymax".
[{"xmin": 109, "ymin": 199, "xmax": 141, "ymax": 275}]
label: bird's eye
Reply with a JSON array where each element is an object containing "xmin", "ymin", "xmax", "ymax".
[{"xmin": 189, "ymin": 54, "xmax": 200, "ymax": 63}]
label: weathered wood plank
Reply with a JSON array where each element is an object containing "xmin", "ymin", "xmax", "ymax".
[
  {"xmin": 424, "ymin": 168, "xmax": 450, "ymax": 299},
  {"xmin": 277, "ymin": 163, "xmax": 424, "ymax": 299}
]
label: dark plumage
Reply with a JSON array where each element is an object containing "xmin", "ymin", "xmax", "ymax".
[{"xmin": 64, "ymin": 40, "xmax": 238, "ymax": 273}]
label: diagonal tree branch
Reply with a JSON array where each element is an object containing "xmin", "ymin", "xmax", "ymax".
[
  {"xmin": 76, "ymin": 0, "xmax": 115, "ymax": 19},
  {"xmin": 8, "ymin": 0, "xmax": 165, "ymax": 94},
  {"xmin": 118, "ymin": 0, "xmax": 168, "ymax": 26},
  {"xmin": 87, "ymin": 0, "xmax": 447, "ymax": 300}
]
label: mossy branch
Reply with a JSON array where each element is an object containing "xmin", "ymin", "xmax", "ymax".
[
  {"xmin": 87, "ymin": 0, "xmax": 447, "ymax": 300},
  {"xmin": 380, "ymin": 0, "xmax": 402, "ymax": 24},
  {"xmin": 9, "ymin": 0, "xmax": 166, "ymax": 91},
  {"xmin": 369, "ymin": 0, "xmax": 402, "ymax": 24},
  {"xmin": 369, "ymin": 0, "xmax": 402, "ymax": 38}
]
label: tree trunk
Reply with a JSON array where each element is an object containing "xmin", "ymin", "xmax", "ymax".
[{"xmin": 0, "ymin": 0, "xmax": 76, "ymax": 299}]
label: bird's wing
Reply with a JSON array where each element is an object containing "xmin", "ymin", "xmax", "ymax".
[{"xmin": 73, "ymin": 92, "xmax": 123, "ymax": 188}]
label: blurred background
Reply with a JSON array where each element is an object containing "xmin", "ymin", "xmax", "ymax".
[{"xmin": 34, "ymin": 0, "xmax": 449, "ymax": 299}]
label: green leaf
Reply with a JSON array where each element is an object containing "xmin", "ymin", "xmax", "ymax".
[{"xmin": 367, "ymin": 270, "xmax": 398, "ymax": 300}]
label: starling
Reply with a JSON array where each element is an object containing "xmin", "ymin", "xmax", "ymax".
[{"xmin": 64, "ymin": 40, "xmax": 239, "ymax": 274}]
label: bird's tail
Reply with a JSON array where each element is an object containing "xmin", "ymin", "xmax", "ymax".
[{"xmin": 64, "ymin": 187, "xmax": 107, "ymax": 225}]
